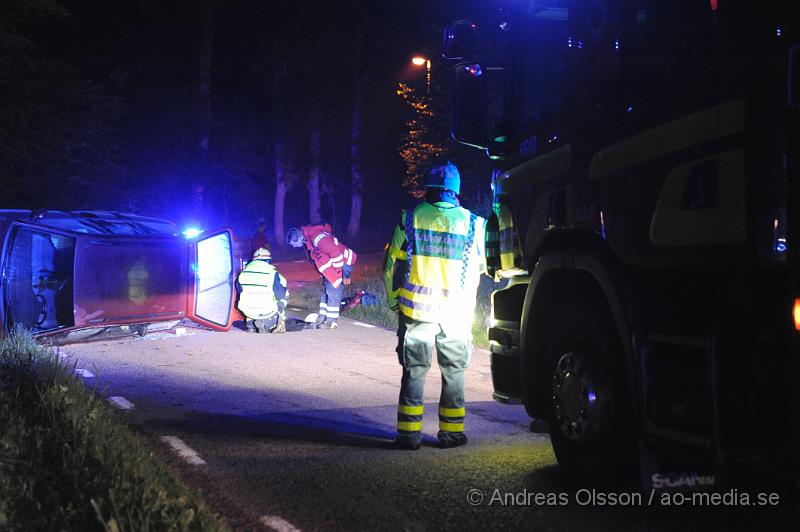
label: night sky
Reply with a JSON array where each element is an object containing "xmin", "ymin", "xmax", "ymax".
[{"xmin": 0, "ymin": 0, "xmax": 495, "ymax": 247}]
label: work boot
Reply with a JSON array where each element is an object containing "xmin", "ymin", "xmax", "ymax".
[
  {"xmin": 272, "ymin": 313, "xmax": 286, "ymax": 334},
  {"xmin": 316, "ymin": 320, "xmax": 338, "ymax": 330},
  {"xmin": 245, "ymin": 320, "xmax": 257, "ymax": 333},
  {"xmin": 438, "ymin": 432, "xmax": 468, "ymax": 449},
  {"xmin": 254, "ymin": 319, "xmax": 269, "ymax": 333},
  {"xmin": 395, "ymin": 437, "xmax": 420, "ymax": 451},
  {"xmin": 313, "ymin": 315, "xmax": 326, "ymax": 328}
]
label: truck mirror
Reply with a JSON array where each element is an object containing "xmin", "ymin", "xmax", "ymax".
[
  {"xmin": 789, "ymin": 44, "xmax": 800, "ymax": 107},
  {"xmin": 452, "ymin": 62, "xmax": 488, "ymax": 149},
  {"xmin": 443, "ymin": 20, "xmax": 478, "ymax": 60}
]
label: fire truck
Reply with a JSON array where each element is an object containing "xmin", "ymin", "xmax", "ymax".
[{"xmin": 445, "ymin": 0, "xmax": 800, "ymax": 486}]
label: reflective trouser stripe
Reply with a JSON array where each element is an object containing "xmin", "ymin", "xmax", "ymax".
[
  {"xmin": 397, "ymin": 421, "xmax": 422, "ymax": 432},
  {"xmin": 439, "ymin": 406, "xmax": 465, "ymax": 433},
  {"xmin": 398, "ymin": 402, "xmax": 424, "ymax": 433},
  {"xmin": 438, "ymin": 406, "xmax": 465, "ymax": 418},
  {"xmin": 398, "ymin": 404, "xmax": 424, "ymax": 416}
]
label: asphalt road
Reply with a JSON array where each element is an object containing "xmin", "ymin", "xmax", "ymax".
[
  {"xmin": 60, "ymin": 316, "xmax": 799, "ymax": 531},
  {"xmin": 58, "ymin": 256, "xmax": 799, "ymax": 531}
]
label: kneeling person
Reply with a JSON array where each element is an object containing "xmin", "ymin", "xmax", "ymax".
[{"xmin": 237, "ymin": 247, "xmax": 288, "ymax": 333}]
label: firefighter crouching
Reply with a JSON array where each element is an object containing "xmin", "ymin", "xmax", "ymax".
[
  {"xmin": 237, "ymin": 247, "xmax": 288, "ymax": 333},
  {"xmin": 383, "ymin": 161, "xmax": 486, "ymax": 450},
  {"xmin": 285, "ymin": 223, "xmax": 357, "ymax": 330}
]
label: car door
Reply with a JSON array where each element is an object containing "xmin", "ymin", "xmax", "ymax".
[{"xmin": 185, "ymin": 229, "xmax": 235, "ymax": 331}]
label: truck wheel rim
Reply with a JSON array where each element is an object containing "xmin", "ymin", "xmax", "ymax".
[{"xmin": 552, "ymin": 351, "xmax": 600, "ymax": 442}]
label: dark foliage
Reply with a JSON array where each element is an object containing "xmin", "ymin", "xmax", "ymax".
[{"xmin": 0, "ymin": 0, "xmax": 494, "ymax": 240}]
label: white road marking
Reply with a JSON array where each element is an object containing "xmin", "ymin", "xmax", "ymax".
[
  {"xmin": 293, "ymin": 260, "xmax": 305, "ymax": 263},
  {"xmin": 260, "ymin": 515, "xmax": 301, "ymax": 532},
  {"xmin": 108, "ymin": 396, "xmax": 134, "ymax": 410},
  {"xmin": 160, "ymin": 436, "xmax": 206, "ymax": 465},
  {"xmin": 352, "ymin": 321, "xmax": 375, "ymax": 328},
  {"xmin": 75, "ymin": 369, "xmax": 95, "ymax": 378}
]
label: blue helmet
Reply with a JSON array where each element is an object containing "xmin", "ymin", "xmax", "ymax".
[{"xmin": 424, "ymin": 161, "xmax": 461, "ymax": 195}]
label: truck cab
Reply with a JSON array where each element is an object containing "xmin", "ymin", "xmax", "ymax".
[{"xmin": 446, "ymin": 0, "xmax": 800, "ymax": 486}]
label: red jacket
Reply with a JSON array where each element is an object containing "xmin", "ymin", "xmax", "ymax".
[{"xmin": 301, "ymin": 224, "xmax": 357, "ymax": 288}]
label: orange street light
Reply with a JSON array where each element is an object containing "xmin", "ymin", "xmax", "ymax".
[{"xmin": 411, "ymin": 56, "xmax": 432, "ymax": 95}]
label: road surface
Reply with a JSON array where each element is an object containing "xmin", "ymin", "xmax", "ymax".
[{"xmin": 59, "ymin": 260, "xmax": 798, "ymax": 531}]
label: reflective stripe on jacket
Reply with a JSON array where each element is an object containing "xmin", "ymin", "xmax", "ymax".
[
  {"xmin": 384, "ymin": 201, "xmax": 485, "ymax": 326},
  {"xmin": 237, "ymin": 260, "xmax": 287, "ymax": 319}
]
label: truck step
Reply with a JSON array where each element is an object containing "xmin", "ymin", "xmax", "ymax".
[
  {"xmin": 647, "ymin": 333, "xmax": 707, "ymax": 348},
  {"xmin": 643, "ymin": 422, "xmax": 712, "ymax": 449},
  {"xmin": 639, "ymin": 330, "xmax": 723, "ymax": 466}
]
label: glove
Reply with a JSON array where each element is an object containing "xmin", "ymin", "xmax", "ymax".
[
  {"xmin": 342, "ymin": 264, "xmax": 352, "ymax": 285},
  {"xmin": 272, "ymin": 312, "xmax": 286, "ymax": 334}
]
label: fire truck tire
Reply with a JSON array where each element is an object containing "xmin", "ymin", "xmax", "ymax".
[{"xmin": 545, "ymin": 298, "xmax": 635, "ymax": 485}]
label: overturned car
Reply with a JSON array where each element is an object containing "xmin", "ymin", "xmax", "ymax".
[{"xmin": 0, "ymin": 210, "xmax": 235, "ymax": 344}]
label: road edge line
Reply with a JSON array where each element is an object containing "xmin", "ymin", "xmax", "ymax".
[
  {"xmin": 260, "ymin": 515, "xmax": 302, "ymax": 532},
  {"xmin": 108, "ymin": 396, "xmax": 134, "ymax": 410},
  {"xmin": 160, "ymin": 435, "xmax": 206, "ymax": 465}
]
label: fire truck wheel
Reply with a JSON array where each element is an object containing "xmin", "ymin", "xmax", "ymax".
[{"xmin": 545, "ymin": 299, "xmax": 635, "ymax": 486}]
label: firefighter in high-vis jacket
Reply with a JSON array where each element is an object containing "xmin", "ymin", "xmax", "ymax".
[
  {"xmin": 383, "ymin": 162, "xmax": 486, "ymax": 450},
  {"xmin": 485, "ymin": 170, "xmax": 522, "ymax": 279},
  {"xmin": 237, "ymin": 247, "xmax": 288, "ymax": 333}
]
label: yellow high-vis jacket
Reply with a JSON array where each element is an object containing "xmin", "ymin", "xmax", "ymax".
[
  {"xmin": 384, "ymin": 201, "xmax": 486, "ymax": 329},
  {"xmin": 495, "ymin": 202, "xmax": 518, "ymax": 271},
  {"xmin": 486, "ymin": 201, "xmax": 521, "ymax": 280},
  {"xmin": 237, "ymin": 260, "xmax": 288, "ymax": 320}
]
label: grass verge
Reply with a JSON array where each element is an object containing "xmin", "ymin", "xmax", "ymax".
[
  {"xmin": 0, "ymin": 328, "xmax": 226, "ymax": 531},
  {"xmin": 288, "ymin": 262, "xmax": 504, "ymax": 347}
]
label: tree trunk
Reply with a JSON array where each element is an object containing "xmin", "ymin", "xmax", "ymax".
[
  {"xmin": 322, "ymin": 177, "xmax": 336, "ymax": 228},
  {"xmin": 273, "ymin": 139, "xmax": 290, "ymax": 245},
  {"xmin": 307, "ymin": 124, "xmax": 321, "ymax": 225},
  {"xmin": 347, "ymin": 72, "xmax": 368, "ymax": 240},
  {"xmin": 194, "ymin": 0, "xmax": 215, "ymax": 225},
  {"xmin": 272, "ymin": 56, "xmax": 292, "ymax": 247}
]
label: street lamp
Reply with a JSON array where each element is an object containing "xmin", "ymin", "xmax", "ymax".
[{"xmin": 411, "ymin": 56, "xmax": 431, "ymax": 96}]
